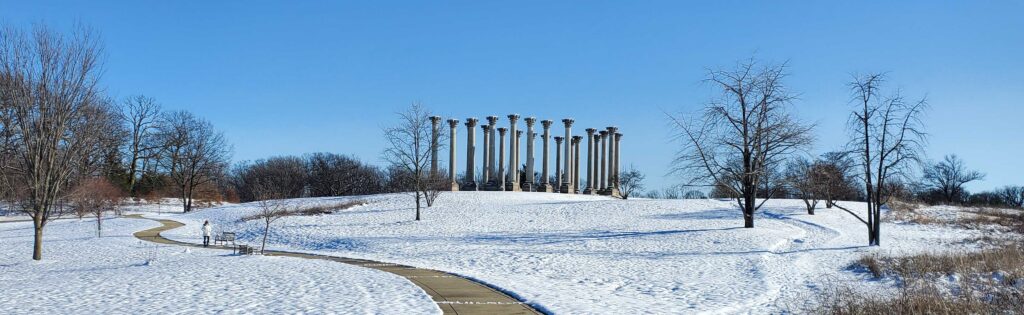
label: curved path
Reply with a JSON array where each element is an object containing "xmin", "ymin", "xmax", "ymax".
[{"xmin": 127, "ymin": 215, "xmax": 541, "ymax": 315}]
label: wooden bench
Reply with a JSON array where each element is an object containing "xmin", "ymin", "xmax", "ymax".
[
  {"xmin": 214, "ymin": 232, "xmax": 236, "ymax": 246},
  {"xmin": 234, "ymin": 244, "xmax": 255, "ymax": 255}
]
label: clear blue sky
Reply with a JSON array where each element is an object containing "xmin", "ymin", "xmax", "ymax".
[{"xmin": 3, "ymin": 1, "xmax": 1021, "ymax": 192}]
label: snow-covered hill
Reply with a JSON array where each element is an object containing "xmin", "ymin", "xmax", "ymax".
[{"xmin": 161, "ymin": 192, "xmax": 994, "ymax": 314}]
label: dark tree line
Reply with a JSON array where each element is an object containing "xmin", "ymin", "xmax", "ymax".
[{"xmin": 230, "ymin": 153, "xmax": 398, "ymax": 203}]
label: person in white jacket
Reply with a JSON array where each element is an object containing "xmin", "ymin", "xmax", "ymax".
[{"xmin": 202, "ymin": 220, "xmax": 212, "ymax": 247}]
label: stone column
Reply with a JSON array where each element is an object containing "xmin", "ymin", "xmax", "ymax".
[
  {"xmin": 572, "ymin": 135, "xmax": 581, "ymax": 193},
  {"xmin": 523, "ymin": 117, "xmax": 536, "ymax": 192},
  {"xmin": 553, "ymin": 136, "xmax": 563, "ymax": 191},
  {"xmin": 538, "ymin": 120, "xmax": 554, "ymax": 192},
  {"xmin": 429, "ymin": 116, "xmax": 442, "ymax": 178},
  {"xmin": 481, "ymin": 125, "xmax": 491, "ymax": 185},
  {"xmin": 610, "ymin": 130, "xmax": 618, "ymax": 187},
  {"xmin": 604, "ymin": 127, "xmax": 620, "ymax": 197},
  {"xmin": 583, "ymin": 128, "xmax": 597, "ymax": 194},
  {"xmin": 506, "ymin": 114, "xmax": 521, "ymax": 191},
  {"xmin": 447, "ymin": 119, "xmax": 460, "ymax": 191},
  {"xmin": 462, "ymin": 118, "xmax": 478, "ymax": 191},
  {"xmin": 486, "ymin": 116, "xmax": 499, "ymax": 188},
  {"xmin": 496, "ymin": 127, "xmax": 507, "ymax": 191},
  {"xmin": 599, "ymin": 131, "xmax": 608, "ymax": 191},
  {"xmin": 560, "ymin": 119, "xmax": 574, "ymax": 194}
]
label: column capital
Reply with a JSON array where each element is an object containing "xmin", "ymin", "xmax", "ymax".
[
  {"xmin": 507, "ymin": 114, "xmax": 520, "ymax": 122},
  {"xmin": 496, "ymin": 127, "xmax": 507, "ymax": 135},
  {"xmin": 524, "ymin": 117, "xmax": 537, "ymax": 126},
  {"xmin": 553, "ymin": 136, "xmax": 563, "ymax": 143},
  {"xmin": 571, "ymin": 135, "xmax": 582, "ymax": 144},
  {"xmin": 486, "ymin": 116, "xmax": 500, "ymax": 125},
  {"xmin": 562, "ymin": 118, "xmax": 575, "ymax": 127},
  {"xmin": 541, "ymin": 119, "xmax": 553, "ymax": 129},
  {"xmin": 606, "ymin": 126, "xmax": 618, "ymax": 133},
  {"xmin": 465, "ymin": 117, "xmax": 479, "ymax": 127},
  {"xmin": 593, "ymin": 134, "xmax": 601, "ymax": 141},
  {"xmin": 481, "ymin": 124, "xmax": 491, "ymax": 132},
  {"xmin": 516, "ymin": 130, "xmax": 523, "ymax": 137},
  {"xmin": 599, "ymin": 130, "xmax": 609, "ymax": 136},
  {"xmin": 447, "ymin": 119, "xmax": 460, "ymax": 128},
  {"xmin": 585, "ymin": 128, "xmax": 597, "ymax": 135},
  {"xmin": 615, "ymin": 133, "xmax": 622, "ymax": 139},
  {"xmin": 430, "ymin": 116, "xmax": 442, "ymax": 124}
]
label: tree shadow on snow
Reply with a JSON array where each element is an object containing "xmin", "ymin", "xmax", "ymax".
[{"xmin": 466, "ymin": 227, "xmax": 746, "ymax": 245}]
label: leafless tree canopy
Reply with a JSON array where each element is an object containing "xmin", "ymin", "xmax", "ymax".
[
  {"xmin": 842, "ymin": 73, "xmax": 927, "ymax": 246},
  {"xmin": 119, "ymin": 95, "xmax": 162, "ymax": 197},
  {"xmin": 382, "ymin": 102, "xmax": 440, "ymax": 221},
  {"xmin": 784, "ymin": 157, "xmax": 820, "ymax": 215},
  {"xmin": 618, "ymin": 165, "xmax": 645, "ymax": 200},
  {"xmin": 69, "ymin": 177, "xmax": 124, "ymax": 237},
  {"xmin": 0, "ymin": 24, "xmax": 114, "ymax": 260},
  {"xmin": 251, "ymin": 179, "xmax": 294, "ymax": 254},
  {"xmin": 669, "ymin": 58, "xmax": 814, "ymax": 228},
  {"xmin": 155, "ymin": 110, "xmax": 231, "ymax": 213},
  {"xmin": 922, "ymin": 154, "xmax": 984, "ymax": 204}
]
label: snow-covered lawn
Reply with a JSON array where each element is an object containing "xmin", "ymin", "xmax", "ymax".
[
  {"xmin": 0, "ymin": 217, "xmax": 439, "ymax": 314},
  {"xmin": 160, "ymin": 192, "xmax": 999, "ymax": 314}
]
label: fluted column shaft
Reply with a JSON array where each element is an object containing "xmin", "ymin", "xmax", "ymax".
[
  {"xmin": 506, "ymin": 115, "xmax": 521, "ymax": 191},
  {"xmin": 497, "ymin": 128, "xmax": 507, "ymax": 191},
  {"xmin": 463, "ymin": 118, "xmax": 478, "ymax": 190},
  {"xmin": 554, "ymin": 136, "xmax": 563, "ymax": 189},
  {"xmin": 447, "ymin": 119, "xmax": 460, "ymax": 190},
  {"xmin": 572, "ymin": 136, "xmax": 581, "ymax": 193},
  {"xmin": 481, "ymin": 125, "xmax": 491, "ymax": 184},
  {"xmin": 540, "ymin": 120, "xmax": 553, "ymax": 191},
  {"xmin": 524, "ymin": 117, "xmax": 536, "ymax": 191},
  {"xmin": 430, "ymin": 116, "xmax": 441, "ymax": 178},
  {"xmin": 560, "ymin": 119, "xmax": 574, "ymax": 193},
  {"xmin": 610, "ymin": 131, "xmax": 618, "ymax": 187},
  {"xmin": 486, "ymin": 116, "xmax": 498, "ymax": 183},
  {"xmin": 584, "ymin": 129, "xmax": 596, "ymax": 193}
]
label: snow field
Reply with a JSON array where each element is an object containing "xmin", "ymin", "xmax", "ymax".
[
  {"xmin": 161, "ymin": 192, "xmax": 994, "ymax": 314},
  {"xmin": 0, "ymin": 217, "xmax": 439, "ymax": 315}
]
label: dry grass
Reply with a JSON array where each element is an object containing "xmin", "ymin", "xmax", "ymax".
[
  {"xmin": 813, "ymin": 246, "xmax": 1024, "ymax": 314},
  {"xmin": 959, "ymin": 207, "xmax": 1024, "ymax": 233},
  {"xmin": 241, "ymin": 200, "xmax": 368, "ymax": 221}
]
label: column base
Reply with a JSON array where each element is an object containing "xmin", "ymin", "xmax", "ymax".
[
  {"xmin": 599, "ymin": 187, "xmax": 621, "ymax": 198},
  {"xmin": 449, "ymin": 182, "xmax": 460, "ymax": 192},
  {"xmin": 536, "ymin": 183, "xmax": 554, "ymax": 193},
  {"xmin": 582, "ymin": 187, "xmax": 597, "ymax": 195},
  {"xmin": 505, "ymin": 182, "xmax": 522, "ymax": 192},
  {"xmin": 461, "ymin": 181, "xmax": 478, "ymax": 191},
  {"xmin": 521, "ymin": 182, "xmax": 535, "ymax": 192},
  {"xmin": 482, "ymin": 180, "xmax": 504, "ymax": 191},
  {"xmin": 560, "ymin": 183, "xmax": 575, "ymax": 194}
]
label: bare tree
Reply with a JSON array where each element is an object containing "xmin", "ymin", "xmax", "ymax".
[
  {"xmin": 817, "ymin": 151, "xmax": 858, "ymax": 208},
  {"xmin": 251, "ymin": 180, "xmax": 293, "ymax": 254},
  {"xmin": 119, "ymin": 95, "xmax": 162, "ymax": 197},
  {"xmin": 997, "ymin": 186, "xmax": 1024, "ymax": 208},
  {"xmin": 784, "ymin": 157, "xmax": 819, "ymax": 214},
  {"xmin": 669, "ymin": 58, "xmax": 814, "ymax": 228},
  {"xmin": 618, "ymin": 165, "xmax": 645, "ymax": 200},
  {"xmin": 922, "ymin": 154, "xmax": 984, "ymax": 204},
  {"xmin": 155, "ymin": 110, "xmax": 231, "ymax": 212},
  {"xmin": 382, "ymin": 103, "xmax": 437, "ymax": 221},
  {"xmin": 0, "ymin": 24, "xmax": 112, "ymax": 260},
  {"xmin": 69, "ymin": 177, "xmax": 123, "ymax": 237},
  {"xmin": 841, "ymin": 73, "xmax": 927, "ymax": 246}
]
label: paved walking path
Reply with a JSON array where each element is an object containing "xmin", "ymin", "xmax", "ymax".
[{"xmin": 126, "ymin": 215, "xmax": 541, "ymax": 315}]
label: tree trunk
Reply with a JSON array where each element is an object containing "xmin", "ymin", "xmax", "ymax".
[
  {"xmin": 96, "ymin": 215, "xmax": 103, "ymax": 238},
  {"xmin": 33, "ymin": 218, "xmax": 44, "ymax": 261},
  {"xmin": 415, "ymin": 191, "xmax": 421, "ymax": 221},
  {"xmin": 261, "ymin": 223, "xmax": 270, "ymax": 254},
  {"xmin": 743, "ymin": 190, "xmax": 755, "ymax": 228}
]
